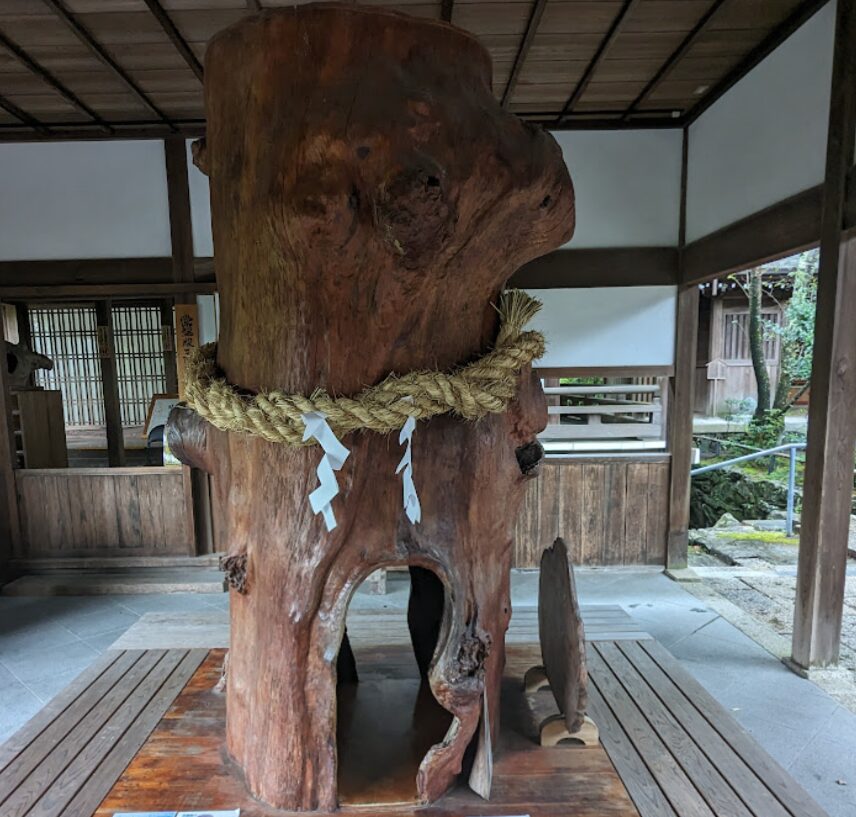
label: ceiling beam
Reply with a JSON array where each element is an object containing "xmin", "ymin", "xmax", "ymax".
[
  {"xmin": 510, "ymin": 247, "xmax": 679, "ymax": 288},
  {"xmin": 622, "ymin": 0, "xmax": 728, "ymax": 121},
  {"xmin": 0, "ymin": 92, "xmax": 50, "ymax": 134},
  {"xmin": 501, "ymin": 0, "xmax": 548, "ymax": 108},
  {"xmin": 0, "ymin": 119, "xmax": 205, "ymax": 142},
  {"xmin": 441, "ymin": 0, "xmax": 454, "ymax": 23},
  {"xmin": 685, "ymin": 0, "xmax": 829, "ymax": 125},
  {"xmin": 143, "ymin": 0, "xmax": 204, "ymax": 82},
  {"xmin": 246, "ymin": 0, "xmax": 263, "ymax": 10},
  {"xmin": 42, "ymin": 0, "xmax": 177, "ymax": 131},
  {"xmin": 523, "ymin": 112, "xmax": 680, "ymax": 130},
  {"xmin": 556, "ymin": 0, "xmax": 638, "ymax": 123},
  {"xmin": 0, "ymin": 28, "xmax": 112, "ymax": 132},
  {"xmin": 0, "ymin": 282, "xmax": 217, "ymax": 300}
]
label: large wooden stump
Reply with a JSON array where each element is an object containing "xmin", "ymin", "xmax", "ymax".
[{"xmin": 169, "ymin": 4, "xmax": 574, "ymax": 811}]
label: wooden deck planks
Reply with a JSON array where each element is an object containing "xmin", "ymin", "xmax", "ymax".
[
  {"xmin": 588, "ymin": 639, "xmax": 829, "ymax": 817},
  {"xmin": 588, "ymin": 648, "xmax": 717, "ymax": 817},
  {"xmin": 0, "ymin": 648, "xmax": 206, "ymax": 817},
  {"xmin": 96, "ymin": 647, "xmax": 643, "ymax": 817},
  {"xmin": 347, "ymin": 604, "xmax": 653, "ymax": 646},
  {"xmin": 61, "ymin": 649, "xmax": 208, "ymax": 817},
  {"xmin": 0, "ymin": 651, "xmax": 122, "ymax": 774},
  {"xmin": 596, "ymin": 642, "xmax": 754, "ymax": 817},
  {"xmin": 0, "ymin": 650, "xmax": 145, "ymax": 803},
  {"xmin": 616, "ymin": 640, "xmax": 792, "ymax": 817},
  {"xmin": 587, "ymin": 676, "xmax": 680, "ymax": 817},
  {"xmin": 0, "ymin": 635, "xmax": 830, "ymax": 817},
  {"xmin": 638, "ymin": 640, "xmax": 829, "ymax": 817}
]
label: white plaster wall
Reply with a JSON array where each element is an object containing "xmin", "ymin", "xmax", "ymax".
[
  {"xmin": 526, "ymin": 286, "xmax": 677, "ymax": 368},
  {"xmin": 686, "ymin": 1, "xmax": 835, "ymax": 242},
  {"xmin": 186, "ymin": 139, "xmax": 214, "ymax": 257},
  {"xmin": 550, "ymin": 129, "xmax": 683, "ymax": 248},
  {"xmin": 0, "ymin": 140, "xmax": 171, "ymax": 260}
]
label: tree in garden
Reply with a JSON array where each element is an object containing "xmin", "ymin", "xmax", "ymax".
[
  {"xmin": 732, "ymin": 250, "xmax": 818, "ymax": 446},
  {"xmin": 770, "ymin": 252, "xmax": 817, "ymax": 410}
]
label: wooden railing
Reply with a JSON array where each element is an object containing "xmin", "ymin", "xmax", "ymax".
[{"xmin": 539, "ymin": 382, "xmax": 666, "ymax": 449}]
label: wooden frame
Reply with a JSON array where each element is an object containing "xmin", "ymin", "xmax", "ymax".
[
  {"xmin": 94, "ymin": 301, "xmax": 126, "ymax": 467},
  {"xmin": 510, "ymin": 247, "xmax": 679, "ymax": 289},
  {"xmin": 536, "ymin": 366, "xmax": 674, "ymax": 378}
]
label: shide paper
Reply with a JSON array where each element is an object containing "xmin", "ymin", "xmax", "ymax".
[
  {"xmin": 301, "ymin": 410, "xmax": 350, "ymax": 531},
  {"xmin": 396, "ymin": 415, "xmax": 421, "ymax": 524}
]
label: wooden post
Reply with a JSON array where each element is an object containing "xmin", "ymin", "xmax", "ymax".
[
  {"xmin": 167, "ymin": 7, "xmax": 573, "ymax": 810},
  {"xmin": 792, "ymin": 0, "xmax": 856, "ymax": 669},
  {"xmin": 667, "ymin": 286, "xmax": 699, "ymax": 569},
  {"xmin": 164, "ymin": 135, "xmax": 195, "ymax": 301},
  {"xmin": 0, "ymin": 300, "xmax": 21, "ymax": 581},
  {"xmin": 668, "ymin": 127, "xmax": 697, "ymax": 570},
  {"xmin": 161, "ymin": 300, "xmax": 178, "ymax": 394},
  {"xmin": 95, "ymin": 300, "xmax": 125, "ymax": 467},
  {"xmin": 165, "ymin": 135, "xmax": 207, "ymax": 553}
]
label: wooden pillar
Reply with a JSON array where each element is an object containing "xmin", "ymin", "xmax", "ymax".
[
  {"xmin": 161, "ymin": 300, "xmax": 178, "ymax": 394},
  {"xmin": 667, "ymin": 286, "xmax": 699, "ymax": 569},
  {"xmin": 792, "ymin": 0, "xmax": 856, "ymax": 669},
  {"xmin": 543, "ymin": 376, "xmax": 561, "ymax": 424},
  {"xmin": 164, "ymin": 135, "xmax": 207, "ymax": 552},
  {"xmin": 667, "ymin": 126, "xmax": 697, "ymax": 570},
  {"xmin": 95, "ymin": 300, "xmax": 125, "ymax": 467},
  {"xmin": 0, "ymin": 301, "xmax": 21, "ymax": 581},
  {"xmin": 164, "ymin": 135, "xmax": 195, "ymax": 301}
]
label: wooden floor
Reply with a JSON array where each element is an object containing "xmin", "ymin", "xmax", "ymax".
[
  {"xmin": 586, "ymin": 639, "xmax": 829, "ymax": 817},
  {"xmin": 96, "ymin": 646, "xmax": 641, "ymax": 817},
  {"xmin": 0, "ymin": 648, "xmax": 206, "ymax": 817},
  {"xmin": 0, "ymin": 629, "xmax": 829, "ymax": 817},
  {"xmin": 347, "ymin": 603, "xmax": 652, "ymax": 648}
]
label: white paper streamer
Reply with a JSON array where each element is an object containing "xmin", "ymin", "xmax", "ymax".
[
  {"xmin": 396, "ymin": 415, "xmax": 421, "ymax": 524},
  {"xmin": 301, "ymin": 410, "xmax": 350, "ymax": 531}
]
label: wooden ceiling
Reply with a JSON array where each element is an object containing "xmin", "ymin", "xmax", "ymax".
[{"xmin": 0, "ymin": 0, "xmax": 827, "ymax": 141}]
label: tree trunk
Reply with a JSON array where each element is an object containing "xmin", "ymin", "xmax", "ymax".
[
  {"xmin": 168, "ymin": 5, "xmax": 574, "ymax": 811},
  {"xmin": 748, "ymin": 268, "xmax": 771, "ymax": 419}
]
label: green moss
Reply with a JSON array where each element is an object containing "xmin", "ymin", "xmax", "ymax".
[{"xmin": 722, "ymin": 531, "xmax": 799, "ymax": 545}]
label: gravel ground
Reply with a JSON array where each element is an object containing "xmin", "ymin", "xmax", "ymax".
[{"xmin": 689, "ymin": 519, "xmax": 856, "ymax": 677}]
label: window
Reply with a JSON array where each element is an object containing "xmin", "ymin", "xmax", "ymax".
[
  {"xmin": 29, "ymin": 305, "xmax": 103, "ymax": 427},
  {"xmin": 28, "ymin": 303, "xmax": 167, "ymax": 429}
]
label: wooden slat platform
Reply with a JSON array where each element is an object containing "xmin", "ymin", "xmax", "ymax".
[
  {"xmin": 586, "ymin": 640, "xmax": 829, "ymax": 817},
  {"xmin": 109, "ymin": 603, "xmax": 652, "ymax": 651},
  {"xmin": 0, "ymin": 635, "xmax": 829, "ymax": 817},
  {"xmin": 0, "ymin": 648, "xmax": 207, "ymax": 817},
  {"xmin": 348, "ymin": 603, "xmax": 652, "ymax": 646},
  {"xmin": 95, "ymin": 646, "xmax": 642, "ymax": 817}
]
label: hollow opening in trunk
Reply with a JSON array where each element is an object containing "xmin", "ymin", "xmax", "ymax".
[{"xmin": 336, "ymin": 566, "xmax": 453, "ymax": 806}]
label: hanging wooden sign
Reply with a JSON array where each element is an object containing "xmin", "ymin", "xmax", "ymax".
[{"xmin": 174, "ymin": 303, "xmax": 198, "ymax": 401}]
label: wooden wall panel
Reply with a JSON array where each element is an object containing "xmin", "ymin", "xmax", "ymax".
[
  {"xmin": 15, "ymin": 467, "xmax": 193, "ymax": 558},
  {"xmin": 513, "ymin": 457, "xmax": 670, "ymax": 567}
]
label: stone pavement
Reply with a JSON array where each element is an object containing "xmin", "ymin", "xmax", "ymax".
[
  {"xmin": 1, "ymin": 570, "xmax": 855, "ymax": 816},
  {"xmin": 689, "ymin": 517, "xmax": 856, "ymax": 683}
]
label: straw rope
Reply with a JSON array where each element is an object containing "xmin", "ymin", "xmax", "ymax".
[{"xmin": 183, "ymin": 289, "xmax": 545, "ymax": 446}]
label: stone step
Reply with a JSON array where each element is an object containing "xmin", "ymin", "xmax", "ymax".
[{"xmin": 1, "ymin": 567, "xmax": 226, "ymax": 596}]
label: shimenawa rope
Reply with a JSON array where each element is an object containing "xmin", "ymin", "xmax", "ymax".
[{"xmin": 183, "ymin": 289, "xmax": 545, "ymax": 446}]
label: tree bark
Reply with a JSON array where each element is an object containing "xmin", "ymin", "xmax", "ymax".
[
  {"xmin": 168, "ymin": 5, "xmax": 574, "ymax": 811},
  {"xmin": 748, "ymin": 268, "xmax": 772, "ymax": 419}
]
